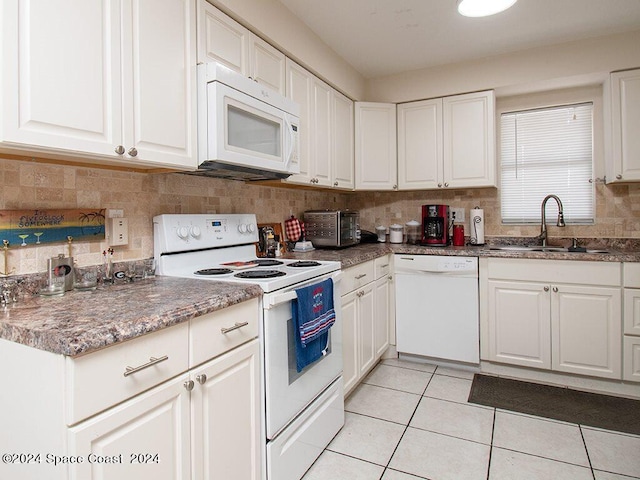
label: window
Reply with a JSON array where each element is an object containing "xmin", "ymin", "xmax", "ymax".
[{"xmin": 500, "ymin": 103, "xmax": 594, "ymax": 224}]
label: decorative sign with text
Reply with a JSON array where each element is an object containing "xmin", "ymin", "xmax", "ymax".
[{"xmin": 0, "ymin": 209, "xmax": 105, "ymax": 247}]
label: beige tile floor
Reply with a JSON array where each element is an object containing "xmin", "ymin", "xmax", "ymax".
[{"xmin": 302, "ymin": 358, "xmax": 640, "ymax": 480}]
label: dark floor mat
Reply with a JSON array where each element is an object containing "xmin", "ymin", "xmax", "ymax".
[{"xmin": 468, "ymin": 374, "xmax": 640, "ymax": 436}]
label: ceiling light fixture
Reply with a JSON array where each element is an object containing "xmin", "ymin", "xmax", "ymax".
[{"xmin": 457, "ymin": 0, "xmax": 517, "ymax": 17}]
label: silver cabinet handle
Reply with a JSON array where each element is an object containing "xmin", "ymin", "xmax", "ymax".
[
  {"xmin": 124, "ymin": 355, "xmax": 169, "ymax": 377},
  {"xmin": 438, "ymin": 183, "xmax": 442, "ymax": 188},
  {"xmin": 444, "ymin": 182, "xmax": 449, "ymax": 187},
  {"xmin": 114, "ymin": 145, "xmax": 125, "ymax": 155},
  {"xmin": 196, "ymin": 374, "xmax": 207, "ymax": 385},
  {"xmin": 334, "ymin": 181, "xmax": 339, "ymax": 187},
  {"xmin": 616, "ymin": 174, "xmax": 622, "ymax": 179},
  {"xmin": 221, "ymin": 321, "xmax": 249, "ymax": 334},
  {"xmin": 553, "ymin": 286, "xmax": 559, "ymax": 293},
  {"xmin": 128, "ymin": 147, "xmax": 138, "ymax": 157},
  {"xmin": 388, "ymin": 275, "xmax": 393, "ymax": 281},
  {"xmin": 393, "ymin": 184, "xmax": 398, "ymax": 190},
  {"xmin": 184, "ymin": 380, "xmax": 195, "ymax": 391},
  {"xmin": 355, "ymin": 274, "xmax": 367, "ymax": 279},
  {"xmin": 544, "ymin": 286, "xmax": 549, "ymax": 292},
  {"xmin": 380, "ymin": 264, "xmax": 389, "ymax": 268}
]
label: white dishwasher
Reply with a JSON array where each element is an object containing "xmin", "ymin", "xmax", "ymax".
[{"xmin": 395, "ymin": 254, "xmax": 479, "ymax": 364}]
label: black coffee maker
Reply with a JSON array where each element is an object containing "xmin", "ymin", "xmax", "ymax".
[{"xmin": 421, "ymin": 204, "xmax": 449, "ymax": 246}]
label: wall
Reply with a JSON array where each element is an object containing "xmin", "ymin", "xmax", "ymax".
[
  {"xmin": 0, "ymin": 157, "xmax": 349, "ymax": 274},
  {"xmin": 366, "ymin": 29, "xmax": 640, "ymax": 102}
]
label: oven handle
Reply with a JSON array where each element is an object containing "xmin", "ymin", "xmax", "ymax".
[{"xmin": 265, "ymin": 271, "xmax": 342, "ymax": 309}]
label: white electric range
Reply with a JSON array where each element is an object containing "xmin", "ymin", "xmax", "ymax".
[{"xmin": 153, "ymin": 214, "xmax": 344, "ymax": 480}]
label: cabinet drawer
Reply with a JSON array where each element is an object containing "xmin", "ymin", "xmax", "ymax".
[
  {"xmin": 623, "ymin": 335, "xmax": 640, "ymax": 382},
  {"xmin": 65, "ymin": 321, "xmax": 189, "ymax": 426},
  {"xmin": 341, "ymin": 261, "xmax": 375, "ymax": 294},
  {"xmin": 190, "ymin": 298, "xmax": 259, "ymax": 368},
  {"xmin": 374, "ymin": 255, "xmax": 391, "ymax": 279}
]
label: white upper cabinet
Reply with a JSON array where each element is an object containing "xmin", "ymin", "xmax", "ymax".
[
  {"xmin": 397, "ymin": 98, "xmax": 443, "ymax": 190},
  {"xmin": 398, "ymin": 90, "xmax": 496, "ymax": 190},
  {"xmin": 605, "ymin": 68, "xmax": 640, "ymax": 183},
  {"xmin": 284, "ymin": 59, "xmax": 354, "ymax": 190},
  {"xmin": 1, "ymin": 0, "xmax": 197, "ymax": 170},
  {"xmin": 197, "ymin": 0, "xmax": 285, "ymax": 94},
  {"xmin": 355, "ymin": 102, "xmax": 397, "ymax": 190},
  {"xmin": 332, "ymin": 89, "xmax": 355, "ymax": 189},
  {"xmin": 443, "ymin": 90, "xmax": 496, "ymax": 188}
]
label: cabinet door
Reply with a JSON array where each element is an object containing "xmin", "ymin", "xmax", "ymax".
[
  {"xmin": 249, "ymin": 34, "xmax": 286, "ymax": 94},
  {"xmin": 191, "ymin": 340, "xmax": 261, "ymax": 480},
  {"xmin": 623, "ymin": 335, "xmax": 640, "ymax": 382},
  {"xmin": 487, "ymin": 280, "xmax": 551, "ymax": 369},
  {"xmin": 624, "ymin": 288, "xmax": 640, "ymax": 335},
  {"xmin": 355, "ymin": 102, "xmax": 397, "ymax": 190},
  {"xmin": 312, "ymin": 78, "xmax": 333, "ymax": 187},
  {"xmin": 606, "ymin": 69, "xmax": 640, "ymax": 182},
  {"xmin": 124, "ymin": 0, "xmax": 197, "ymax": 169},
  {"xmin": 284, "ymin": 59, "xmax": 313, "ymax": 185},
  {"xmin": 197, "ymin": 0, "xmax": 248, "ymax": 72},
  {"xmin": 332, "ymin": 90, "xmax": 355, "ymax": 190},
  {"xmin": 397, "ymin": 99, "xmax": 442, "ymax": 190},
  {"xmin": 1, "ymin": 0, "xmax": 122, "ymax": 156},
  {"xmin": 443, "ymin": 90, "xmax": 496, "ymax": 188},
  {"xmin": 374, "ymin": 275, "xmax": 391, "ymax": 358},
  {"xmin": 551, "ymin": 285, "xmax": 622, "ymax": 379},
  {"xmin": 358, "ymin": 283, "xmax": 376, "ymax": 378},
  {"xmin": 68, "ymin": 373, "xmax": 191, "ymax": 480},
  {"xmin": 341, "ymin": 290, "xmax": 359, "ymax": 396}
]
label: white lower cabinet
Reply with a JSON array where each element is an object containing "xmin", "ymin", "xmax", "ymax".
[
  {"xmin": 622, "ymin": 263, "xmax": 640, "ymax": 382},
  {"xmin": 342, "ymin": 255, "xmax": 393, "ymax": 396},
  {"xmin": 0, "ymin": 298, "xmax": 261, "ymax": 480},
  {"xmin": 482, "ymin": 258, "xmax": 622, "ymax": 380}
]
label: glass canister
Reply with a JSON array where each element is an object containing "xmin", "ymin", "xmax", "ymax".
[
  {"xmin": 405, "ymin": 220, "xmax": 421, "ymax": 244},
  {"xmin": 389, "ymin": 224, "xmax": 403, "ymax": 244}
]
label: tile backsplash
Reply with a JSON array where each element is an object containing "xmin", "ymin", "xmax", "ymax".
[{"xmin": 2, "ymin": 157, "xmax": 640, "ymax": 275}]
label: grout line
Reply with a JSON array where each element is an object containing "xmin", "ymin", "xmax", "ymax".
[
  {"xmin": 579, "ymin": 425, "xmax": 597, "ymax": 480},
  {"xmin": 486, "ymin": 408, "xmax": 496, "ymax": 480},
  {"xmin": 493, "ymin": 446, "xmax": 596, "ymax": 471}
]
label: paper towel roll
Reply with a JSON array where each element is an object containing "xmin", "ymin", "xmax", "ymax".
[{"xmin": 469, "ymin": 208, "xmax": 485, "ymax": 245}]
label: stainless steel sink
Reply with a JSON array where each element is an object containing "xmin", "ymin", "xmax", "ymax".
[{"xmin": 488, "ymin": 246, "xmax": 610, "ymax": 254}]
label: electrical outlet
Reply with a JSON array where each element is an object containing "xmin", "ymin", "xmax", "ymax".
[
  {"xmin": 107, "ymin": 209, "xmax": 124, "ymax": 218},
  {"xmin": 107, "ymin": 218, "xmax": 129, "ymax": 246},
  {"xmin": 450, "ymin": 207, "xmax": 465, "ymax": 224}
]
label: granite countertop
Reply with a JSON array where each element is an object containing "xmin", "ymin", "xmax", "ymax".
[
  {"xmin": 0, "ymin": 277, "xmax": 262, "ymax": 357},
  {"xmin": 284, "ymin": 241, "xmax": 640, "ymax": 266}
]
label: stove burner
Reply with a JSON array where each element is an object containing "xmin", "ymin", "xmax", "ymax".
[
  {"xmin": 254, "ymin": 259, "xmax": 284, "ymax": 267},
  {"xmin": 195, "ymin": 268, "xmax": 233, "ymax": 276},
  {"xmin": 235, "ymin": 270, "xmax": 286, "ymax": 279},
  {"xmin": 288, "ymin": 261, "xmax": 322, "ymax": 268}
]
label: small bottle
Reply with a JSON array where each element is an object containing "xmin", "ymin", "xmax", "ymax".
[{"xmin": 266, "ymin": 233, "xmax": 277, "ymax": 258}]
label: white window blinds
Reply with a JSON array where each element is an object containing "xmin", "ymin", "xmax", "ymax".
[{"xmin": 500, "ymin": 103, "xmax": 594, "ymax": 224}]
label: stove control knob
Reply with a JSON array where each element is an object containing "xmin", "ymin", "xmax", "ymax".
[
  {"xmin": 247, "ymin": 223, "xmax": 256, "ymax": 233},
  {"xmin": 177, "ymin": 226, "xmax": 190, "ymax": 239},
  {"xmin": 190, "ymin": 226, "xmax": 201, "ymax": 238},
  {"xmin": 238, "ymin": 224, "xmax": 248, "ymax": 234}
]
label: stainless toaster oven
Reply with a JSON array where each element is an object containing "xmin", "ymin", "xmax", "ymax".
[{"xmin": 304, "ymin": 210, "xmax": 359, "ymax": 248}]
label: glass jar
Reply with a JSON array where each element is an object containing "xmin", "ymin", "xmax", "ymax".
[
  {"xmin": 405, "ymin": 220, "xmax": 421, "ymax": 244},
  {"xmin": 389, "ymin": 224, "xmax": 403, "ymax": 244}
]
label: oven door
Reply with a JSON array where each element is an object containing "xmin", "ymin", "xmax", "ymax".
[{"xmin": 263, "ymin": 271, "xmax": 343, "ymax": 439}]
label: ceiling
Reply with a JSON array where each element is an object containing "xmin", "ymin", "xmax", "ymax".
[{"xmin": 276, "ymin": 0, "xmax": 640, "ymax": 79}]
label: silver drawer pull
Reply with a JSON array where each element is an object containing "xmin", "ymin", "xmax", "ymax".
[
  {"xmin": 124, "ymin": 355, "xmax": 169, "ymax": 377},
  {"xmin": 221, "ymin": 321, "xmax": 249, "ymax": 334},
  {"xmin": 380, "ymin": 264, "xmax": 389, "ymax": 268},
  {"xmin": 355, "ymin": 274, "xmax": 367, "ymax": 279}
]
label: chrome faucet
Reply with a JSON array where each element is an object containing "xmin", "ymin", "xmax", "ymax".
[{"xmin": 537, "ymin": 194, "xmax": 565, "ymax": 247}]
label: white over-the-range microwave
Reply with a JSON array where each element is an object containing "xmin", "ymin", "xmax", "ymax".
[{"xmin": 192, "ymin": 61, "xmax": 301, "ymax": 181}]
